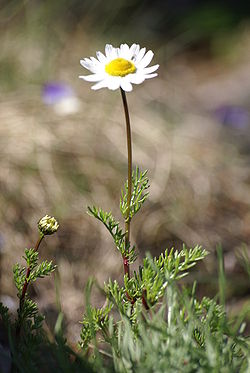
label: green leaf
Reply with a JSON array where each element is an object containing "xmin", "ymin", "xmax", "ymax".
[
  {"xmin": 120, "ymin": 167, "xmax": 150, "ymax": 220},
  {"xmin": 29, "ymin": 261, "xmax": 57, "ymax": 282},
  {"xmin": 88, "ymin": 206, "xmax": 137, "ymax": 263},
  {"xmin": 13, "ymin": 263, "xmax": 26, "ymax": 295},
  {"xmin": 23, "ymin": 248, "xmax": 39, "ymax": 270}
]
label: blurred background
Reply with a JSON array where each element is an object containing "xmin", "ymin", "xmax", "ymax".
[{"xmin": 0, "ymin": 0, "xmax": 250, "ymax": 342}]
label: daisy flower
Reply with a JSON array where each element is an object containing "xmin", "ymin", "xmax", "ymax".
[{"xmin": 79, "ymin": 43, "xmax": 159, "ymax": 92}]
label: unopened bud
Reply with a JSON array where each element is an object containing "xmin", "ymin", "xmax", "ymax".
[{"xmin": 38, "ymin": 215, "xmax": 59, "ymax": 236}]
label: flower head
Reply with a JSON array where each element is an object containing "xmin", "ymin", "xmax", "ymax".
[
  {"xmin": 79, "ymin": 43, "xmax": 159, "ymax": 92},
  {"xmin": 38, "ymin": 215, "xmax": 59, "ymax": 236}
]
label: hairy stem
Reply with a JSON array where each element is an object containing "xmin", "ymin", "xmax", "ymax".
[
  {"xmin": 16, "ymin": 234, "xmax": 44, "ymax": 337},
  {"xmin": 120, "ymin": 88, "xmax": 132, "ymax": 279}
]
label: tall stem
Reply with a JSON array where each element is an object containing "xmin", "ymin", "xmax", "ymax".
[
  {"xmin": 120, "ymin": 88, "xmax": 132, "ymax": 279},
  {"xmin": 16, "ymin": 234, "xmax": 44, "ymax": 337}
]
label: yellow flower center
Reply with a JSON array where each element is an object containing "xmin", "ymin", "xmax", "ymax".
[{"xmin": 105, "ymin": 58, "xmax": 136, "ymax": 77}]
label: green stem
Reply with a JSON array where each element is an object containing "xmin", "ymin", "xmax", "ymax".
[
  {"xmin": 217, "ymin": 245, "xmax": 226, "ymax": 308},
  {"xmin": 120, "ymin": 88, "xmax": 132, "ymax": 279},
  {"xmin": 16, "ymin": 234, "xmax": 44, "ymax": 337}
]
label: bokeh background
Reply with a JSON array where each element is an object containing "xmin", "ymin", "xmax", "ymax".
[{"xmin": 0, "ymin": 0, "xmax": 250, "ymax": 342}]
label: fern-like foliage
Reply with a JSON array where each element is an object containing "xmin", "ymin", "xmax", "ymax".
[
  {"xmin": 13, "ymin": 263, "xmax": 27, "ymax": 297},
  {"xmin": 0, "ymin": 302, "xmax": 10, "ymax": 327},
  {"xmin": 80, "ymin": 303, "xmax": 112, "ymax": 350},
  {"xmin": 88, "ymin": 168, "xmax": 149, "ymax": 266},
  {"xmin": 120, "ymin": 168, "xmax": 149, "ymax": 221},
  {"xmin": 110, "ymin": 245, "xmax": 208, "ymax": 308},
  {"xmin": 88, "ymin": 207, "xmax": 125, "ymax": 250},
  {"xmin": 13, "ymin": 248, "xmax": 56, "ymax": 298},
  {"xmin": 87, "ymin": 206, "xmax": 137, "ymax": 263},
  {"xmin": 14, "ymin": 248, "xmax": 56, "ymax": 343},
  {"xmin": 80, "ymin": 245, "xmax": 210, "ymax": 349},
  {"xmin": 79, "ymin": 246, "xmax": 250, "ymax": 373}
]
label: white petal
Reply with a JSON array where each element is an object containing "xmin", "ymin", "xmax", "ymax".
[
  {"xmin": 138, "ymin": 50, "xmax": 154, "ymax": 68},
  {"xmin": 130, "ymin": 44, "xmax": 140, "ymax": 56},
  {"xmin": 134, "ymin": 47, "xmax": 146, "ymax": 64},
  {"xmin": 126, "ymin": 44, "xmax": 140, "ymax": 60},
  {"xmin": 144, "ymin": 73, "xmax": 158, "ymax": 79},
  {"xmin": 79, "ymin": 74, "xmax": 104, "ymax": 82},
  {"xmin": 80, "ymin": 57, "xmax": 95, "ymax": 65},
  {"xmin": 80, "ymin": 58, "xmax": 100, "ymax": 73},
  {"xmin": 119, "ymin": 44, "xmax": 130, "ymax": 58},
  {"xmin": 90, "ymin": 56, "xmax": 99, "ymax": 64},
  {"xmin": 128, "ymin": 74, "xmax": 145, "ymax": 84},
  {"xmin": 105, "ymin": 44, "xmax": 113, "ymax": 58},
  {"xmin": 80, "ymin": 59, "xmax": 93, "ymax": 70},
  {"xmin": 96, "ymin": 51, "xmax": 107, "ymax": 63},
  {"xmin": 111, "ymin": 48, "xmax": 119, "ymax": 60},
  {"xmin": 107, "ymin": 77, "xmax": 121, "ymax": 90},
  {"xmin": 142, "ymin": 64, "xmax": 159, "ymax": 74},
  {"xmin": 80, "ymin": 58, "xmax": 88, "ymax": 66},
  {"xmin": 120, "ymin": 80, "xmax": 133, "ymax": 92},
  {"xmin": 91, "ymin": 80, "xmax": 108, "ymax": 90},
  {"xmin": 105, "ymin": 44, "xmax": 119, "ymax": 60}
]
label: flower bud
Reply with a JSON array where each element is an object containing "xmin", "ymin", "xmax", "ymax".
[{"xmin": 38, "ymin": 215, "xmax": 59, "ymax": 236}]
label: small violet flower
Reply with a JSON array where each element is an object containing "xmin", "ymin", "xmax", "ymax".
[
  {"xmin": 42, "ymin": 82, "xmax": 80, "ymax": 115},
  {"xmin": 214, "ymin": 105, "xmax": 249, "ymax": 130}
]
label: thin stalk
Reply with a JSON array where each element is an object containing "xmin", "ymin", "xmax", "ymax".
[
  {"xmin": 16, "ymin": 234, "xmax": 44, "ymax": 337},
  {"xmin": 217, "ymin": 244, "xmax": 226, "ymax": 308},
  {"xmin": 120, "ymin": 88, "xmax": 132, "ymax": 279}
]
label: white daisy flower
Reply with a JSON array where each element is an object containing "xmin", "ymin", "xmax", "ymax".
[{"xmin": 79, "ymin": 43, "xmax": 159, "ymax": 92}]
